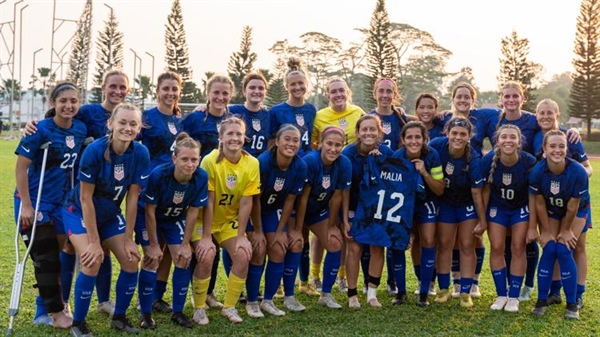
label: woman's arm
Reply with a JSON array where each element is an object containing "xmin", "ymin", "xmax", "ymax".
[
  {"xmin": 144, "ymin": 203, "xmax": 163, "ymax": 264},
  {"xmin": 124, "ymin": 184, "xmax": 142, "ymax": 261},
  {"xmin": 294, "ymin": 186, "xmax": 311, "ymax": 233},
  {"xmin": 526, "ymin": 194, "xmax": 539, "ymax": 243},
  {"xmin": 558, "ymin": 197, "xmax": 581, "ymax": 250},
  {"xmin": 328, "ymin": 189, "xmax": 343, "ymax": 229},
  {"xmin": 79, "ymin": 181, "xmax": 104, "ymax": 267},
  {"xmin": 471, "ymin": 187, "xmax": 488, "ymax": 236}
]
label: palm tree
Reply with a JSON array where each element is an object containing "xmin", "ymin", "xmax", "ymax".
[
  {"xmin": 134, "ymin": 75, "xmax": 154, "ymax": 110},
  {"xmin": 37, "ymin": 67, "xmax": 54, "ymax": 109},
  {"xmin": 1, "ymin": 79, "xmax": 22, "ymax": 102}
]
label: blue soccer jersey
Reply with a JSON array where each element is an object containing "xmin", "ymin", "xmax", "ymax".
[
  {"xmin": 139, "ymin": 107, "xmax": 183, "ymax": 169},
  {"xmin": 342, "ymin": 143, "xmax": 393, "ymax": 212},
  {"xmin": 369, "ymin": 109, "xmax": 408, "ymax": 151},
  {"xmin": 182, "ymin": 111, "xmax": 225, "ymax": 158},
  {"xmin": 497, "ymin": 111, "xmax": 539, "ymax": 155},
  {"xmin": 270, "ymin": 102, "xmax": 316, "ymax": 157},
  {"xmin": 76, "ymin": 103, "xmax": 110, "ymax": 140},
  {"xmin": 529, "ymin": 158, "xmax": 590, "ymax": 219},
  {"xmin": 230, "ymin": 104, "xmax": 271, "ymax": 157},
  {"xmin": 141, "ymin": 162, "xmax": 208, "ymax": 222},
  {"xmin": 533, "ymin": 128, "xmax": 589, "ymax": 163},
  {"xmin": 258, "ymin": 150, "xmax": 307, "ymax": 213},
  {"xmin": 478, "ymin": 151, "xmax": 537, "ymax": 209},
  {"xmin": 15, "ymin": 118, "xmax": 87, "ymax": 204},
  {"xmin": 443, "ymin": 108, "xmax": 500, "ymax": 156},
  {"xmin": 427, "ymin": 123, "xmax": 445, "ymax": 141},
  {"xmin": 352, "ymin": 154, "xmax": 424, "ymax": 250},
  {"xmin": 302, "ymin": 150, "xmax": 352, "ymax": 216},
  {"xmin": 393, "ymin": 146, "xmax": 443, "ymax": 207},
  {"xmin": 429, "ymin": 137, "xmax": 483, "ymax": 207},
  {"xmin": 65, "ymin": 137, "xmax": 150, "ymax": 226}
]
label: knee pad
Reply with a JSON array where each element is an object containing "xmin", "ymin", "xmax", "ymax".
[
  {"xmin": 368, "ymin": 275, "xmax": 381, "ymax": 286},
  {"xmin": 29, "ymin": 224, "xmax": 63, "ymax": 313}
]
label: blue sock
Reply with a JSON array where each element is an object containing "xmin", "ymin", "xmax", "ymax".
[
  {"xmin": 577, "ymin": 284, "xmax": 585, "ymax": 300},
  {"xmin": 550, "ymin": 280, "xmax": 562, "ymax": 296},
  {"xmin": 207, "ymin": 251, "xmax": 220, "ymax": 294},
  {"xmin": 391, "ymin": 249, "xmax": 406, "ymax": 292},
  {"xmin": 474, "ymin": 247, "xmax": 485, "ymax": 285},
  {"xmin": 283, "ymin": 252, "xmax": 301, "ymax": 296},
  {"xmin": 414, "ymin": 265, "xmax": 421, "ymax": 282},
  {"xmin": 114, "ymin": 270, "xmax": 137, "ymax": 316},
  {"xmin": 59, "ymin": 251, "xmax": 76, "ymax": 303},
  {"xmin": 504, "ymin": 236, "xmax": 512, "ymax": 279},
  {"xmin": 73, "ymin": 272, "xmax": 97, "ymax": 322},
  {"xmin": 222, "ymin": 249, "xmax": 233, "ymax": 277},
  {"xmin": 419, "ymin": 247, "xmax": 435, "ymax": 294},
  {"xmin": 509, "ymin": 275, "xmax": 524, "ymax": 298},
  {"xmin": 386, "ymin": 248, "xmax": 394, "ymax": 284},
  {"xmin": 451, "ymin": 249, "xmax": 460, "ymax": 284},
  {"xmin": 556, "ymin": 243, "xmax": 577, "ymax": 304},
  {"xmin": 34, "ymin": 295, "xmax": 48, "ymax": 319},
  {"xmin": 154, "ymin": 280, "xmax": 167, "ymax": 302},
  {"xmin": 438, "ymin": 273, "xmax": 450, "ymax": 290},
  {"xmin": 172, "ymin": 266, "xmax": 191, "ymax": 313},
  {"xmin": 299, "ymin": 243, "xmax": 310, "ymax": 282},
  {"xmin": 460, "ymin": 277, "xmax": 473, "ymax": 294},
  {"xmin": 264, "ymin": 261, "xmax": 284, "ymax": 300},
  {"xmin": 246, "ymin": 263, "xmax": 264, "ymax": 302},
  {"xmin": 322, "ymin": 250, "xmax": 341, "ymax": 293},
  {"xmin": 137, "ymin": 269, "xmax": 157, "ymax": 315},
  {"xmin": 537, "ymin": 241, "xmax": 557, "ymax": 301},
  {"xmin": 360, "ymin": 244, "xmax": 371, "ymax": 285},
  {"xmin": 525, "ymin": 242, "xmax": 539, "ymax": 288},
  {"xmin": 492, "ymin": 268, "xmax": 507, "ymax": 297},
  {"xmin": 96, "ymin": 255, "xmax": 112, "ymax": 303}
]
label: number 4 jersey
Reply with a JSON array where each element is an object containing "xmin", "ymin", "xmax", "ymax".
[{"xmin": 352, "ymin": 153, "xmax": 425, "ymax": 250}]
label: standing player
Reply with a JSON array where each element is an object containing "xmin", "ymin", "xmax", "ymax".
[
  {"xmin": 63, "ymin": 103, "xmax": 150, "ymax": 336},
  {"xmin": 14, "ymin": 82, "xmax": 87, "ymax": 329}
]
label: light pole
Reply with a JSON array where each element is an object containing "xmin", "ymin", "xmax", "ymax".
[
  {"xmin": 130, "ymin": 48, "xmax": 138, "ymax": 93},
  {"xmin": 18, "ymin": 3, "xmax": 28, "ymax": 123},
  {"xmin": 31, "ymin": 48, "xmax": 43, "ymax": 120},
  {"xmin": 145, "ymin": 51, "xmax": 155, "ymax": 87},
  {"xmin": 59, "ymin": 52, "xmax": 67, "ymax": 79}
]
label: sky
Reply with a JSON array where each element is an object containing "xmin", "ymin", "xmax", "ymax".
[{"xmin": 0, "ymin": 0, "xmax": 582, "ymax": 93}]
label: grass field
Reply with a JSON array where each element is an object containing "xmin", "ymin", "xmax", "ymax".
[{"xmin": 0, "ymin": 138, "xmax": 598, "ymax": 336}]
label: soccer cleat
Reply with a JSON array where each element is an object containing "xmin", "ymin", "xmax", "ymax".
[
  {"xmin": 96, "ymin": 301, "xmax": 115, "ymax": 316},
  {"xmin": 152, "ymin": 299, "xmax": 173, "ymax": 313},
  {"xmin": 531, "ymin": 300, "xmax": 548, "ymax": 316},
  {"xmin": 490, "ymin": 296, "xmax": 508, "ymax": 310},
  {"xmin": 139, "ymin": 314, "xmax": 156, "ymax": 330},
  {"xmin": 546, "ymin": 294, "xmax": 562, "ymax": 305},
  {"xmin": 70, "ymin": 321, "xmax": 93, "ymax": 337},
  {"xmin": 336, "ymin": 277, "xmax": 348, "ymax": 293},
  {"xmin": 428, "ymin": 282, "xmax": 437, "ymax": 296},
  {"xmin": 274, "ymin": 284, "xmax": 285, "ymax": 299},
  {"xmin": 504, "ymin": 298, "xmax": 520, "ymax": 313},
  {"xmin": 392, "ymin": 291, "xmax": 407, "ymax": 305},
  {"xmin": 171, "ymin": 312, "xmax": 193, "ymax": 328},
  {"xmin": 206, "ymin": 294, "xmax": 224, "ymax": 309},
  {"xmin": 193, "ymin": 308, "xmax": 209, "ymax": 325},
  {"xmin": 434, "ymin": 289, "xmax": 451, "ymax": 304},
  {"xmin": 387, "ymin": 281, "xmax": 398, "ymax": 296},
  {"xmin": 518, "ymin": 286, "xmax": 534, "ymax": 301},
  {"xmin": 470, "ymin": 284, "xmax": 481, "ymax": 298},
  {"xmin": 299, "ymin": 281, "xmax": 321, "ymax": 296},
  {"xmin": 110, "ymin": 315, "xmax": 141, "ymax": 333},
  {"xmin": 311, "ymin": 278, "xmax": 323, "ymax": 292},
  {"xmin": 577, "ymin": 298, "xmax": 584, "ymax": 310},
  {"xmin": 348, "ymin": 296, "xmax": 361, "ymax": 308},
  {"xmin": 222, "ymin": 307, "xmax": 243, "ymax": 324},
  {"xmin": 460, "ymin": 293, "xmax": 473, "ymax": 308},
  {"xmin": 565, "ymin": 303, "xmax": 580, "ymax": 320},
  {"xmin": 367, "ymin": 297, "xmax": 382, "ymax": 307},
  {"xmin": 245, "ymin": 301, "xmax": 264, "ymax": 318},
  {"xmin": 451, "ymin": 283, "xmax": 461, "ymax": 299},
  {"xmin": 416, "ymin": 293, "xmax": 430, "ymax": 307},
  {"xmin": 260, "ymin": 300, "xmax": 286, "ymax": 316},
  {"xmin": 318, "ymin": 293, "xmax": 342, "ymax": 309},
  {"xmin": 283, "ymin": 296, "xmax": 306, "ymax": 312}
]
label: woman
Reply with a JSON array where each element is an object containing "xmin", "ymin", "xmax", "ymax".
[
  {"xmin": 479, "ymin": 125, "xmax": 537, "ymax": 312},
  {"xmin": 63, "ymin": 103, "xmax": 150, "ymax": 336},
  {"xmin": 529, "ymin": 130, "xmax": 589, "ymax": 320},
  {"xmin": 14, "ymin": 82, "xmax": 87, "ymax": 329},
  {"xmin": 429, "ymin": 117, "xmax": 486, "ymax": 308},
  {"xmin": 258, "ymin": 124, "xmax": 308, "ymax": 314},
  {"xmin": 343, "ymin": 114, "xmax": 392, "ymax": 308},
  {"xmin": 296, "ymin": 126, "xmax": 352, "ymax": 309},
  {"xmin": 136, "ymin": 132, "xmax": 211, "ymax": 329},
  {"xmin": 191, "ymin": 116, "xmax": 260, "ymax": 323}
]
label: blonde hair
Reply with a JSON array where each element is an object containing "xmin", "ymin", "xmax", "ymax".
[
  {"xmin": 205, "ymin": 74, "xmax": 235, "ymax": 121},
  {"xmin": 216, "ymin": 116, "xmax": 248, "ymax": 163},
  {"xmin": 326, "ymin": 78, "xmax": 352, "ymax": 105},
  {"xmin": 104, "ymin": 103, "xmax": 141, "ymax": 161},
  {"xmin": 496, "ymin": 81, "xmax": 525, "ymax": 129},
  {"xmin": 536, "ymin": 98, "xmax": 560, "ymax": 130}
]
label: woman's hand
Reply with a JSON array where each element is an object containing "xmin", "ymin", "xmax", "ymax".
[
  {"xmin": 526, "ymin": 228, "xmax": 540, "ymax": 244},
  {"xmin": 287, "ymin": 230, "xmax": 303, "ymax": 248},
  {"xmin": 18, "ymin": 204, "xmax": 35, "ymax": 228},
  {"xmin": 124, "ymin": 238, "xmax": 140, "ymax": 262},
  {"xmin": 538, "ymin": 231, "xmax": 555, "ymax": 248},
  {"xmin": 144, "ymin": 243, "xmax": 163, "ymax": 266},
  {"xmin": 195, "ymin": 237, "xmax": 216, "ymax": 263},
  {"xmin": 558, "ymin": 230, "xmax": 577, "ymax": 250},
  {"xmin": 81, "ymin": 242, "xmax": 104, "ymax": 268},
  {"xmin": 271, "ymin": 230, "xmax": 287, "ymax": 252},
  {"xmin": 175, "ymin": 243, "xmax": 192, "ymax": 269},
  {"xmin": 235, "ymin": 236, "xmax": 253, "ymax": 260}
]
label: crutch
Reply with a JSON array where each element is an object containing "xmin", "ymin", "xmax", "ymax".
[{"xmin": 7, "ymin": 141, "xmax": 51, "ymax": 336}]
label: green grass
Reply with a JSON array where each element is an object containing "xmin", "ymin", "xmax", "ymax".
[{"xmin": 0, "ymin": 139, "xmax": 599, "ymax": 336}]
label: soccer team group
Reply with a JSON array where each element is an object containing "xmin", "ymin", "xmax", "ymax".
[{"xmin": 13, "ymin": 57, "xmax": 592, "ymax": 336}]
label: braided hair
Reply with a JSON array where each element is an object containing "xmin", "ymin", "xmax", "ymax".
[{"xmin": 487, "ymin": 124, "xmax": 522, "ymax": 184}]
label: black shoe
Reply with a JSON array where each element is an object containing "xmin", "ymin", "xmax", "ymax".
[
  {"xmin": 565, "ymin": 302, "xmax": 580, "ymax": 320},
  {"xmin": 111, "ymin": 315, "xmax": 141, "ymax": 334},
  {"xmin": 546, "ymin": 294, "xmax": 562, "ymax": 305},
  {"xmin": 171, "ymin": 312, "xmax": 193, "ymax": 329},
  {"xmin": 417, "ymin": 293, "xmax": 430, "ymax": 307},
  {"xmin": 70, "ymin": 321, "xmax": 93, "ymax": 337},
  {"xmin": 392, "ymin": 291, "xmax": 407, "ymax": 305},
  {"xmin": 239, "ymin": 292, "xmax": 247, "ymax": 304},
  {"xmin": 139, "ymin": 314, "xmax": 156, "ymax": 330},
  {"xmin": 152, "ymin": 299, "xmax": 173, "ymax": 313},
  {"xmin": 531, "ymin": 299, "xmax": 548, "ymax": 316}
]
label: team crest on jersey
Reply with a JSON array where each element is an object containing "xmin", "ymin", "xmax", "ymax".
[
  {"xmin": 295, "ymin": 114, "xmax": 305, "ymax": 126},
  {"xmin": 489, "ymin": 207, "xmax": 497, "ymax": 218},
  {"xmin": 382, "ymin": 122, "xmax": 391, "ymax": 135},
  {"xmin": 550, "ymin": 180, "xmax": 560, "ymax": 195},
  {"xmin": 226, "ymin": 174, "xmax": 237, "ymax": 189},
  {"xmin": 322, "ymin": 175, "xmax": 331, "ymax": 189},
  {"xmin": 168, "ymin": 122, "xmax": 177, "ymax": 135},
  {"xmin": 36, "ymin": 211, "xmax": 43, "ymax": 222},
  {"xmin": 445, "ymin": 162, "xmax": 454, "ymax": 175},
  {"xmin": 339, "ymin": 118, "xmax": 348, "ymax": 130},
  {"xmin": 502, "ymin": 173, "xmax": 512, "ymax": 186},
  {"xmin": 173, "ymin": 191, "xmax": 185, "ymax": 204},
  {"xmin": 274, "ymin": 177, "xmax": 285, "ymax": 192},
  {"xmin": 65, "ymin": 135, "xmax": 75, "ymax": 149},
  {"xmin": 252, "ymin": 119, "xmax": 261, "ymax": 131},
  {"xmin": 114, "ymin": 164, "xmax": 124, "ymax": 181}
]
